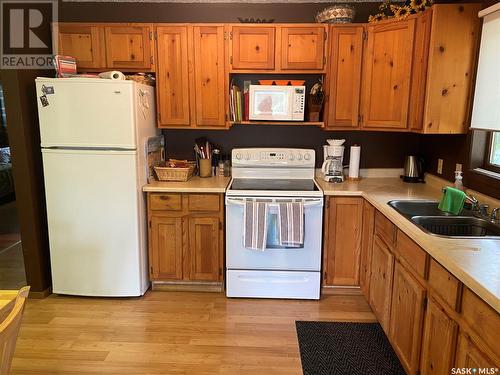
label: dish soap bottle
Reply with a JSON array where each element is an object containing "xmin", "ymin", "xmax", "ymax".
[{"xmin": 454, "ymin": 171, "xmax": 464, "ymax": 191}]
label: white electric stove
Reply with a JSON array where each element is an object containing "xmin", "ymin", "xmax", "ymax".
[{"xmin": 225, "ymin": 148, "xmax": 324, "ymax": 300}]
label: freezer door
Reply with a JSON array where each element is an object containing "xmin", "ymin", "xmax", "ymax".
[
  {"xmin": 36, "ymin": 78, "xmax": 137, "ymax": 149},
  {"xmin": 42, "ymin": 148, "xmax": 147, "ymax": 296}
]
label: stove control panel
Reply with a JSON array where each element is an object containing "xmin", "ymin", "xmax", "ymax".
[{"xmin": 232, "ymin": 148, "xmax": 315, "ymax": 167}]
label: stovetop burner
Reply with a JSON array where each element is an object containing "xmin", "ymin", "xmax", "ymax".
[{"xmin": 230, "ymin": 178, "xmax": 319, "ymax": 192}]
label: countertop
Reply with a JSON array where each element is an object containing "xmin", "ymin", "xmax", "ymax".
[
  {"xmin": 0, "ymin": 290, "xmax": 17, "ymax": 320},
  {"xmin": 142, "ymin": 176, "xmax": 231, "ymax": 193},
  {"xmin": 316, "ymin": 176, "xmax": 500, "ymax": 314}
]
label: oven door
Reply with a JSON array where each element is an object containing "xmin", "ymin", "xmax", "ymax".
[{"xmin": 225, "ymin": 196, "xmax": 323, "ymax": 271}]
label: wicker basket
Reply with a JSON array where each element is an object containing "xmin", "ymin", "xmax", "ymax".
[{"xmin": 154, "ymin": 164, "xmax": 195, "ymax": 182}]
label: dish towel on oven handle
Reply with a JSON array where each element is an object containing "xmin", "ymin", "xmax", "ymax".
[
  {"xmin": 243, "ymin": 199, "xmax": 269, "ymax": 251},
  {"xmin": 278, "ymin": 201, "xmax": 304, "ymax": 247}
]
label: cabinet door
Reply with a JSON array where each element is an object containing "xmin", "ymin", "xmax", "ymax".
[
  {"xmin": 150, "ymin": 215, "xmax": 183, "ymax": 280},
  {"xmin": 324, "ymin": 197, "xmax": 363, "ymax": 286},
  {"xmin": 369, "ymin": 236, "xmax": 394, "ymax": 333},
  {"xmin": 326, "ymin": 26, "xmax": 363, "ymax": 128},
  {"xmin": 104, "ymin": 25, "xmax": 153, "ymax": 70},
  {"xmin": 389, "ymin": 261, "xmax": 426, "ymax": 375},
  {"xmin": 455, "ymin": 333, "xmax": 497, "ymax": 369},
  {"xmin": 361, "ymin": 19, "xmax": 415, "ymax": 130},
  {"xmin": 231, "ymin": 26, "xmax": 275, "ymax": 70},
  {"xmin": 420, "ymin": 296, "xmax": 458, "ymax": 375},
  {"xmin": 192, "ymin": 26, "xmax": 226, "ymax": 127},
  {"xmin": 55, "ymin": 23, "xmax": 105, "ymax": 69},
  {"xmin": 156, "ymin": 26, "xmax": 191, "ymax": 127},
  {"xmin": 280, "ymin": 26, "xmax": 325, "ymax": 70},
  {"xmin": 188, "ymin": 216, "xmax": 220, "ymax": 281},
  {"xmin": 360, "ymin": 200, "xmax": 375, "ymax": 297}
]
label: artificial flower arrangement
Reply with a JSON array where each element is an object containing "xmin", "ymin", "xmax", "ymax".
[{"xmin": 368, "ymin": 0, "xmax": 432, "ymax": 23}]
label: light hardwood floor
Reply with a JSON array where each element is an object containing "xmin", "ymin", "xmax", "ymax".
[{"xmin": 12, "ymin": 291, "xmax": 376, "ymax": 374}]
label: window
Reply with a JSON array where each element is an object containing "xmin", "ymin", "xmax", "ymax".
[{"xmin": 485, "ymin": 132, "xmax": 500, "ymax": 173}]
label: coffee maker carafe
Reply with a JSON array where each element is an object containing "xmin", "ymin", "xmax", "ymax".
[{"xmin": 322, "ymin": 139, "xmax": 345, "ymax": 183}]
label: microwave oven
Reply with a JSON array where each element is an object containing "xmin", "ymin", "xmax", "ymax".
[{"xmin": 249, "ymin": 85, "xmax": 305, "ymax": 121}]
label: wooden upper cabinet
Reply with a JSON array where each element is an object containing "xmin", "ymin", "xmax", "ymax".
[
  {"xmin": 421, "ymin": 4, "xmax": 481, "ymax": 134},
  {"xmin": 389, "ymin": 261, "xmax": 426, "ymax": 375},
  {"xmin": 192, "ymin": 26, "xmax": 226, "ymax": 127},
  {"xmin": 104, "ymin": 25, "xmax": 154, "ymax": 70},
  {"xmin": 326, "ymin": 25, "xmax": 363, "ymax": 129},
  {"xmin": 230, "ymin": 26, "xmax": 275, "ymax": 70},
  {"xmin": 156, "ymin": 26, "xmax": 191, "ymax": 127},
  {"xmin": 361, "ymin": 18, "xmax": 415, "ymax": 130},
  {"xmin": 420, "ymin": 296, "xmax": 458, "ymax": 375},
  {"xmin": 149, "ymin": 215, "xmax": 183, "ymax": 281},
  {"xmin": 324, "ymin": 197, "xmax": 363, "ymax": 286},
  {"xmin": 55, "ymin": 23, "xmax": 105, "ymax": 69},
  {"xmin": 369, "ymin": 236, "xmax": 394, "ymax": 334},
  {"xmin": 280, "ymin": 26, "xmax": 325, "ymax": 70},
  {"xmin": 188, "ymin": 216, "xmax": 220, "ymax": 281}
]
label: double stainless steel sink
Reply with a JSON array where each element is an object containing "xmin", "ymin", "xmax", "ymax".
[{"xmin": 388, "ymin": 200, "xmax": 500, "ymax": 239}]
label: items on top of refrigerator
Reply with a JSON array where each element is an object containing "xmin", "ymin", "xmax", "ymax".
[{"xmin": 53, "ymin": 55, "xmax": 77, "ymax": 77}]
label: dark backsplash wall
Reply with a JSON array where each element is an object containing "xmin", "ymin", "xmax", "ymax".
[{"xmin": 164, "ymin": 126, "xmax": 422, "ymax": 169}]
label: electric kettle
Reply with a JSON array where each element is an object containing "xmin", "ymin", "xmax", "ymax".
[{"xmin": 402, "ymin": 156, "xmax": 425, "ymax": 183}]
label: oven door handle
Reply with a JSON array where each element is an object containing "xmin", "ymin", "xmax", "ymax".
[{"xmin": 225, "ymin": 197, "xmax": 323, "ymax": 208}]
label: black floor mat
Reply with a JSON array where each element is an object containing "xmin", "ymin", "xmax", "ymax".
[{"xmin": 296, "ymin": 321, "xmax": 406, "ymax": 375}]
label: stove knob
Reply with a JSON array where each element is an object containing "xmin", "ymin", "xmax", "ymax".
[
  {"xmin": 244, "ymin": 153, "xmax": 250, "ymax": 160},
  {"xmin": 289, "ymin": 154, "xmax": 295, "ymax": 161},
  {"xmin": 297, "ymin": 154, "xmax": 303, "ymax": 161},
  {"xmin": 304, "ymin": 153, "xmax": 311, "ymax": 161},
  {"xmin": 235, "ymin": 153, "xmax": 242, "ymax": 160}
]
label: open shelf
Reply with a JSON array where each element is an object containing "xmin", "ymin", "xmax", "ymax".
[{"xmin": 230, "ymin": 121, "xmax": 324, "ymax": 127}]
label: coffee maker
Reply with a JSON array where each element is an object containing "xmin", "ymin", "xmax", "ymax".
[{"xmin": 322, "ymin": 139, "xmax": 345, "ymax": 183}]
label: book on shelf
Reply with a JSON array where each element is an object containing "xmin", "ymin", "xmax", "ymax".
[{"xmin": 230, "ymin": 84, "xmax": 243, "ymax": 123}]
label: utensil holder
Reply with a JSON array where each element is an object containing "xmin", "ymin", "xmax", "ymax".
[{"xmin": 199, "ymin": 159, "xmax": 212, "ymax": 178}]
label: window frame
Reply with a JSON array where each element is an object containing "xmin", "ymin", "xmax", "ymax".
[{"xmin": 483, "ymin": 131, "xmax": 500, "ymax": 174}]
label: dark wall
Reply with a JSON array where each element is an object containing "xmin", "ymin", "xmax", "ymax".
[
  {"xmin": 164, "ymin": 126, "xmax": 422, "ymax": 168},
  {"xmin": 420, "ymin": 134, "xmax": 469, "ymax": 181},
  {"xmin": 59, "ymin": 2, "xmax": 380, "ymax": 23},
  {"xmin": 1, "ymin": 70, "xmax": 52, "ymax": 295}
]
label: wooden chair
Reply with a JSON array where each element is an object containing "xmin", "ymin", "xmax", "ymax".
[{"xmin": 0, "ymin": 286, "xmax": 30, "ymax": 375}]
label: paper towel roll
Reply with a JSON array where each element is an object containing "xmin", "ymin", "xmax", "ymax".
[
  {"xmin": 98, "ymin": 71, "xmax": 126, "ymax": 80},
  {"xmin": 348, "ymin": 145, "xmax": 361, "ymax": 179}
]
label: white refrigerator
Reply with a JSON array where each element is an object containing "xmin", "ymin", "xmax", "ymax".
[{"xmin": 35, "ymin": 77, "xmax": 158, "ymax": 297}]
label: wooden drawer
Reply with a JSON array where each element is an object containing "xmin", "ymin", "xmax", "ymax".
[
  {"xmin": 149, "ymin": 193, "xmax": 182, "ymax": 211},
  {"xmin": 395, "ymin": 230, "xmax": 428, "ymax": 280},
  {"xmin": 428, "ymin": 259, "xmax": 461, "ymax": 311},
  {"xmin": 461, "ymin": 287, "xmax": 500, "ymax": 359},
  {"xmin": 375, "ymin": 211, "xmax": 396, "ymax": 249},
  {"xmin": 188, "ymin": 194, "xmax": 220, "ymax": 212}
]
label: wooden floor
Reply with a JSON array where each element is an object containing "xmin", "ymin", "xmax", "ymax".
[{"xmin": 11, "ymin": 291, "xmax": 376, "ymax": 374}]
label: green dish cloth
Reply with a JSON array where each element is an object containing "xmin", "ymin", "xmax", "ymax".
[{"xmin": 438, "ymin": 187, "xmax": 466, "ymax": 215}]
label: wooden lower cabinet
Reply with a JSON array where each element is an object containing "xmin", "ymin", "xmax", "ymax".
[
  {"xmin": 359, "ymin": 200, "xmax": 375, "ymax": 296},
  {"xmin": 455, "ymin": 332, "xmax": 497, "ymax": 369},
  {"xmin": 188, "ymin": 216, "xmax": 221, "ymax": 281},
  {"xmin": 420, "ymin": 296, "xmax": 458, "ymax": 375},
  {"xmin": 150, "ymin": 215, "xmax": 184, "ymax": 280},
  {"xmin": 323, "ymin": 197, "xmax": 363, "ymax": 286},
  {"xmin": 368, "ymin": 236, "xmax": 394, "ymax": 333},
  {"xmin": 389, "ymin": 261, "xmax": 426, "ymax": 375},
  {"xmin": 148, "ymin": 193, "xmax": 224, "ymax": 290}
]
